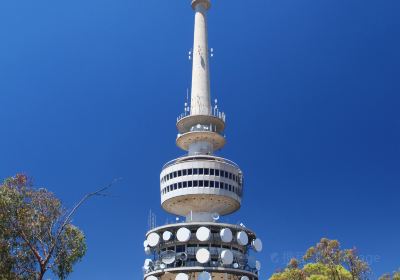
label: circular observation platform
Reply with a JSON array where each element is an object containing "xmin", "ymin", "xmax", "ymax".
[
  {"xmin": 143, "ymin": 222, "xmax": 262, "ymax": 280},
  {"xmin": 191, "ymin": 0, "xmax": 211, "ymax": 10},
  {"xmin": 160, "ymin": 156, "xmax": 243, "ymax": 216},
  {"xmin": 176, "ymin": 131, "xmax": 225, "ymax": 152},
  {"xmin": 177, "ymin": 115, "xmax": 225, "ymax": 134},
  {"xmin": 176, "ymin": 113, "xmax": 226, "ymax": 152}
]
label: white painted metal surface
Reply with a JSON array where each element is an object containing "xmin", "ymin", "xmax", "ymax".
[
  {"xmin": 162, "ymin": 231, "xmax": 173, "ymax": 241},
  {"xmin": 252, "ymin": 238, "xmax": 263, "ymax": 252},
  {"xmin": 236, "ymin": 231, "xmax": 249, "ymax": 246},
  {"xmin": 196, "ymin": 248, "xmax": 211, "ymax": 263},
  {"xmin": 147, "ymin": 233, "xmax": 160, "ymax": 247},
  {"xmin": 220, "ymin": 228, "xmax": 233, "ymax": 242},
  {"xmin": 176, "ymin": 273, "xmax": 189, "ymax": 280},
  {"xmin": 221, "ymin": 249, "xmax": 234, "ymax": 265},
  {"xmin": 176, "ymin": 227, "xmax": 191, "ymax": 242},
  {"xmin": 196, "ymin": 226, "xmax": 211, "ymax": 241}
]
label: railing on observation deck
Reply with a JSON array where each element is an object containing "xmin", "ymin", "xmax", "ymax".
[
  {"xmin": 162, "ymin": 155, "xmax": 241, "ymax": 170},
  {"xmin": 177, "ymin": 108, "xmax": 226, "ymax": 123}
]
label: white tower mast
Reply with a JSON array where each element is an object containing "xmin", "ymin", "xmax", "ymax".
[
  {"xmin": 190, "ymin": 0, "xmax": 212, "ymax": 116},
  {"xmin": 142, "ymin": 1, "xmax": 263, "ymax": 280}
]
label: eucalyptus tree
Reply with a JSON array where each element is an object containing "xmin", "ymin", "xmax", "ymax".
[
  {"xmin": 0, "ymin": 174, "xmax": 113, "ymax": 280},
  {"xmin": 269, "ymin": 238, "xmax": 370, "ymax": 280}
]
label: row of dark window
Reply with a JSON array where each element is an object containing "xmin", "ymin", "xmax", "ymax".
[
  {"xmin": 161, "ymin": 180, "xmax": 242, "ymax": 196},
  {"xmin": 161, "ymin": 168, "xmax": 240, "ymax": 184}
]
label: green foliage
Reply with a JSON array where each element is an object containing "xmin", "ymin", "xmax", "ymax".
[
  {"xmin": 379, "ymin": 270, "xmax": 400, "ymax": 280},
  {"xmin": 269, "ymin": 262, "xmax": 352, "ymax": 280},
  {"xmin": 269, "ymin": 238, "xmax": 370, "ymax": 280},
  {"xmin": 0, "ymin": 174, "xmax": 87, "ymax": 280},
  {"xmin": 269, "ymin": 267, "xmax": 305, "ymax": 280}
]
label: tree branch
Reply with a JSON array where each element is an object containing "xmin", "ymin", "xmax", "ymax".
[
  {"xmin": 42, "ymin": 178, "xmax": 121, "ymax": 268},
  {"xmin": 19, "ymin": 230, "xmax": 43, "ymax": 266}
]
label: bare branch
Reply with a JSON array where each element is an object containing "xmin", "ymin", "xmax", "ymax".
[{"xmin": 42, "ymin": 177, "xmax": 121, "ymax": 268}]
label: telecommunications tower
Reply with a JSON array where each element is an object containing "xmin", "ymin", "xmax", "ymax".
[{"xmin": 143, "ymin": 1, "xmax": 263, "ymax": 279}]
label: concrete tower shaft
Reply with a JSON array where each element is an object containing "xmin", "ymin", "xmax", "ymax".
[
  {"xmin": 176, "ymin": 0, "xmax": 227, "ymax": 156},
  {"xmin": 190, "ymin": 0, "xmax": 211, "ymax": 116}
]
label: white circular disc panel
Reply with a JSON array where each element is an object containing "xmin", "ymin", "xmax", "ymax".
[
  {"xmin": 196, "ymin": 227, "xmax": 211, "ymax": 242},
  {"xmin": 176, "ymin": 273, "xmax": 189, "ymax": 280},
  {"xmin": 147, "ymin": 232, "xmax": 160, "ymax": 247},
  {"xmin": 241, "ymin": 277, "xmax": 250, "ymax": 280},
  {"xmin": 144, "ymin": 246, "xmax": 151, "ymax": 255},
  {"xmin": 198, "ymin": 271, "xmax": 212, "ymax": 280},
  {"xmin": 237, "ymin": 231, "xmax": 249, "ymax": 246},
  {"xmin": 220, "ymin": 249, "xmax": 234, "ymax": 265},
  {"xmin": 252, "ymin": 238, "xmax": 263, "ymax": 252},
  {"xmin": 163, "ymin": 231, "xmax": 173, "ymax": 241},
  {"xmin": 256, "ymin": 260, "xmax": 261, "ymax": 271},
  {"xmin": 161, "ymin": 250, "xmax": 176, "ymax": 264},
  {"xmin": 143, "ymin": 259, "xmax": 153, "ymax": 270},
  {"xmin": 143, "ymin": 240, "xmax": 149, "ymax": 247},
  {"xmin": 196, "ymin": 248, "xmax": 211, "ymax": 264},
  {"xmin": 177, "ymin": 227, "xmax": 191, "ymax": 242},
  {"xmin": 220, "ymin": 228, "xmax": 233, "ymax": 242}
]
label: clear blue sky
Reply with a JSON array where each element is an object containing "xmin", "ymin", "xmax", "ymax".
[{"xmin": 0, "ymin": 0, "xmax": 399, "ymax": 279}]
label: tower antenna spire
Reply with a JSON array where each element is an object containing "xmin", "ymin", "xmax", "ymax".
[{"xmin": 190, "ymin": 0, "xmax": 212, "ymax": 116}]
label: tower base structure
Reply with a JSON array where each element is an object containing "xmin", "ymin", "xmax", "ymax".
[{"xmin": 143, "ymin": 223, "xmax": 261, "ymax": 280}]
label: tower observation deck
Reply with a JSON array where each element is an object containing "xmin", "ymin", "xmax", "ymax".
[{"xmin": 142, "ymin": 1, "xmax": 263, "ymax": 280}]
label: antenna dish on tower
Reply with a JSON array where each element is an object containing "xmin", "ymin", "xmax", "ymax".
[
  {"xmin": 163, "ymin": 231, "xmax": 173, "ymax": 241},
  {"xmin": 177, "ymin": 227, "xmax": 191, "ymax": 242},
  {"xmin": 211, "ymin": 212, "xmax": 220, "ymax": 221},
  {"xmin": 177, "ymin": 252, "xmax": 188, "ymax": 261},
  {"xmin": 161, "ymin": 250, "xmax": 176, "ymax": 264},
  {"xmin": 236, "ymin": 231, "xmax": 248, "ymax": 246},
  {"xmin": 147, "ymin": 232, "xmax": 160, "ymax": 247},
  {"xmin": 143, "ymin": 259, "xmax": 153, "ymax": 271},
  {"xmin": 252, "ymin": 238, "xmax": 263, "ymax": 252},
  {"xmin": 196, "ymin": 227, "xmax": 211, "ymax": 242},
  {"xmin": 176, "ymin": 273, "xmax": 189, "ymax": 280},
  {"xmin": 220, "ymin": 228, "xmax": 233, "ymax": 243},
  {"xmin": 198, "ymin": 271, "xmax": 212, "ymax": 280},
  {"xmin": 220, "ymin": 249, "xmax": 234, "ymax": 265},
  {"xmin": 196, "ymin": 248, "xmax": 211, "ymax": 264}
]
